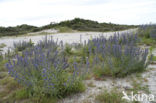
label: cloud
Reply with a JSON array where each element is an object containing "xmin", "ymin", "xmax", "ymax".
[{"xmin": 0, "ymin": 0, "xmax": 156, "ymax": 27}]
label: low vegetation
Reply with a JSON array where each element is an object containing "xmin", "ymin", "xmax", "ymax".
[
  {"xmin": 0, "ymin": 43, "xmax": 6, "ymax": 52},
  {"xmin": 0, "ymin": 24, "xmax": 38, "ymax": 36},
  {"xmin": 0, "ymin": 18, "xmax": 137, "ymax": 37},
  {"xmin": 0, "ymin": 43, "xmax": 6, "ymax": 48},
  {"xmin": 95, "ymin": 88, "xmax": 129, "ymax": 103},
  {"xmin": 13, "ymin": 39, "xmax": 34, "ymax": 51},
  {"xmin": 152, "ymin": 56, "xmax": 156, "ymax": 61},
  {"xmin": 43, "ymin": 18, "xmax": 137, "ymax": 32},
  {"xmin": 138, "ymin": 24, "xmax": 156, "ymax": 46}
]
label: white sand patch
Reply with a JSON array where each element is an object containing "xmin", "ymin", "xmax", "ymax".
[{"xmin": 0, "ymin": 29, "xmax": 137, "ymax": 54}]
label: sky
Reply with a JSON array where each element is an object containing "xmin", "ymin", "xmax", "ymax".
[{"xmin": 0, "ymin": 0, "xmax": 156, "ymax": 27}]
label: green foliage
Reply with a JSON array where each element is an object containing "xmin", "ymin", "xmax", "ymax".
[
  {"xmin": 11, "ymin": 88, "xmax": 57, "ymax": 103},
  {"xmin": 0, "ymin": 24, "xmax": 38, "ymax": 36},
  {"xmin": 13, "ymin": 39, "xmax": 34, "ymax": 51},
  {"xmin": 12, "ymin": 64, "xmax": 85, "ymax": 98},
  {"xmin": 15, "ymin": 91, "xmax": 29, "ymax": 102},
  {"xmin": 68, "ymin": 56, "xmax": 82, "ymax": 64},
  {"xmin": 0, "ymin": 59, "xmax": 8, "ymax": 71},
  {"xmin": 0, "ymin": 43, "xmax": 6, "ymax": 48},
  {"xmin": 95, "ymin": 88, "xmax": 129, "ymax": 103},
  {"xmin": 13, "ymin": 88, "xmax": 32, "ymax": 100},
  {"xmin": 0, "ymin": 18, "xmax": 136, "ymax": 37},
  {"xmin": 11, "ymin": 80, "xmax": 85, "ymax": 102},
  {"xmin": 93, "ymin": 63, "xmax": 112, "ymax": 78},
  {"xmin": 152, "ymin": 56, "xmax": 156, "ymax": 61},
  {"xmin": 0, "ymin": 53, "xmax": 3, "ymax": 62},
  {"xmin": 139, "ymin": 37, "xmax": 156, "ymax": 46},
  {"xmin": 0, "ymin": 76, "xmax": 14, "ymax": 86},
  {"xmin": 64, "ymin": 44, "xmax": 73, "ymax": 56},
  {"xmin": 0, "ymin": 72, "xmax": 8, "ymax": 79},
  {"xmin": 54, "ymin": 18, "xmax": 136, "ymax": 32},
  {"xmin": 138, "ymin": 27, "xmax": 151, "ymax": 39}
]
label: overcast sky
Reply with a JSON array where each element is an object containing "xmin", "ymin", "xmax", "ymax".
[{"xmin": 0, "ymin": 0, "xmax": 156, "ymax": 27}]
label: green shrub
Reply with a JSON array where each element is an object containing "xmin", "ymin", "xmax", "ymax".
[
  {"xmin": 95, "ymin": 89, "xmax": 129, "ymax": 103},
  {"xmin": 139, "ymin": 37, "xmax": 156, "ymax": 46},
  {"xmin": 0, "ymin": 59, "xmax": 8, "ymax": 72},
  {"xmin": 152, "ymin": 55, "xmax": 156, "ymax": 61},
  {"xmin": 64, "ymin": 44, "xmax": 73, "ymax": 56}
]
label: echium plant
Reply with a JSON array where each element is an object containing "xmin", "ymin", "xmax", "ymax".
[
  {"xmin": 37, "ymin": 36, "xmax": 58, "ymax": 50},
  {"xmin": 6, "ymin": 38, "xmax": 86, "ymax": 98},
  {"xmin": 87, "ymin": 32, "xmax": 138, "ymax": 56},
  {"xmin": 87, "ymin": 32, "xmax": 149, "ymax": 77}
]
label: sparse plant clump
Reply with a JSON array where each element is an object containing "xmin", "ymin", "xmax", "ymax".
[
  {"xmin": 13, "ymin": 39, "xmax": 34, "ymax": 51},
  {"xmin": 138, "ymin": 24, "xmax": 156, "ymax": 39},
  {"xmin": 0, "ymin": 52, "xmax": 3, "ymax": 62},
  {"xmin": 0, "ymin": 55, "xmax": 8, "ymax": 72},
  {"xmin": 138, "ymin": 24, "xmax": 156, "ymax": 46},
  {"xmin": 0, "ymin": 43, "xmax": 6, "ymax": 48},
  {"xmin": 95, "ymin": 88, "xmax": 129, "ymax": 103},
  {"xmin": 36, "ymin": 36, "xmax": 58, "ymax": 50},
  {"xmin": 152, "ymin": 55, "xmax": 156, "ymax": 61}
]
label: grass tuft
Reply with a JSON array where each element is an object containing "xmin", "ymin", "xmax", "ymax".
[{"xmin": 95, "ymin": 88, "xmax": 129, "ymax": 103}]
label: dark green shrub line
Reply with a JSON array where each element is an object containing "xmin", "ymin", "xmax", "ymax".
[
  {"xmin": 49, "ymin": 18, "xmax": 137, "ymax": 32},
  {"xmin": 0, "ymin": 18, "xmax": 137, "ymax": 37},
  {"xmin": 0, "ymin": 24, "xmax": 38, "ymax": 37}
]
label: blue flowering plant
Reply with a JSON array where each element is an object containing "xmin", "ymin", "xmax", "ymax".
[
  {"xmin": 6, "ymin": 37, "xmax": 86, "ymax": 98},
  {"xmin": 86, "ymin": 33, "xmax": 149, "ymax": 77}
]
